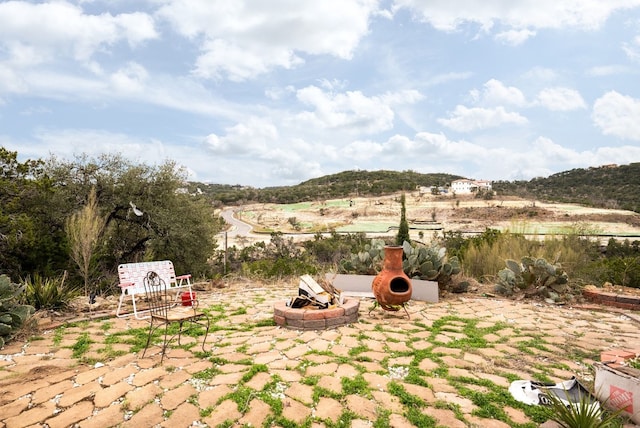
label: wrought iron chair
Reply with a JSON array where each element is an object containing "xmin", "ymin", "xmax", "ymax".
[{"xmin": 141, "ymin": 271, "xmax": 210, "ymax": 363}]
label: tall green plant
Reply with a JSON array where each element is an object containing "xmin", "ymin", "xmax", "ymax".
[
  {"xmin": 22, "ymin": 272, "xmax": 80, "ymax": 310},
  {"xmin": 396, "ymin": 193, "xmax": 410, "ymax": 245},
  {"xmin": 0, "ymin": 274, "xmax": 35, "ymax": 348},
  {"xmin": 66, "ymin": 187, "xmax": 106, "ymax": 299}
]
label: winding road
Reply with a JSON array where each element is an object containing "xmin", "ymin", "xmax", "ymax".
[
  {"xmin": 220, "ymin": 208, "xmax": 252, "ymax": 237},
  {"xmin": 220, "ymin": 208, "xmax": 272, "ymax": 245}
]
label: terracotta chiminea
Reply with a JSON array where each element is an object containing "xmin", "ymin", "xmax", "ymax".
[{"xmin": 371, "ymin": 245, "xmax": 412, "ymax": 311}]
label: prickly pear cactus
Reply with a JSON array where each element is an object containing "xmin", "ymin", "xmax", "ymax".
[
  {"xmin": 339, "ymin": 238, "xmax": 386, "ymax": 274},
  {"xmin": 495, "ymin": 257, "xmax": 568, "ymax": 301},
  {"xmin": 401, "ymin": 240, "xmax": 461, "ymax": 286},
  {"xmin": 340, "ymin": 239, "xmax": 461, "ymax": 288},
  {"xmin": 0, "ymin": 274, "xmax": 35, "ymax": 348}
]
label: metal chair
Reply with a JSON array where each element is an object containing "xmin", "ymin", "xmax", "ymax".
[{"xmin": 141, "ymin": 271, "xmax": 210, "ymax": 363}]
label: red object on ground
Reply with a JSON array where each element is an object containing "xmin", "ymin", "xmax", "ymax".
[{"xmin": 181, "ymin": 291, "xmax": 196, "ymax": 306}]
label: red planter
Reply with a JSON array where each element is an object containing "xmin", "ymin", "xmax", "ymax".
[{"xmin": 371, "ymin": 245, "xmax": 412, "ymax": 311}]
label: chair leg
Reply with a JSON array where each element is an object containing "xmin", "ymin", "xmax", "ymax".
[
  {"xmin": 161, "ymin": 322, "xmax": 169, "ymax": 364},
  {"xmin": 177, "ymin": 321, "xmax": 184, "ymax": 346},
  {"xmin": 200, "ymin": 317, "xmax": 210, "ymax": 353},
  {"xmin": 116, "ymin": 292, "xmax": 127, "ymax": 318},
  {"xmin": 142, "ymin": 318, "xmax": 155, "ymax": 358}
]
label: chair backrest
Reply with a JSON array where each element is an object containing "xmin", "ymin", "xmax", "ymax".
[
  {"xmin": 143, "ymin": 271, "xmax": 170, "ymax": 319},
  {"xmin": 118, "ymin": 261, "xmax": 178, "ymax": 294}
]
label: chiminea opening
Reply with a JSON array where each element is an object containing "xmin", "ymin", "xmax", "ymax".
[{"xmin": 390, "ymin": 277, "xmax": 410, "ymax": 293}]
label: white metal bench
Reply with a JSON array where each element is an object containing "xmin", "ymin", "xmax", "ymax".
[{"xmin": 116, "ymin": 260, "xmax": 193, "ymax": 319}]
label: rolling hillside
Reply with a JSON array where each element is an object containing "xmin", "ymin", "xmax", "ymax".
[{"xmin": 192, "ymin": 164, "xmax": 640, "ymax": 213}]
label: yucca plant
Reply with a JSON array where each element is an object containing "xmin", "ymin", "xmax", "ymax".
[
  {"xmin": 22, "ymin": 271, "xmax": 81, "ymax": 310},
  {"xmin": 542, "ymin": 387, "xmax": 625, "ymax": 428}
]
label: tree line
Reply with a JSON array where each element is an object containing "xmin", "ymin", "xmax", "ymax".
[{"xmin": 0, "ymin": 148, "xmax": 223, "ymax": 294}]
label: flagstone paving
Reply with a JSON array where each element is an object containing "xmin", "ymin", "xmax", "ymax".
[{"xmin": 1, "ymin": 285, "xmax": 639, "ymax": 427}]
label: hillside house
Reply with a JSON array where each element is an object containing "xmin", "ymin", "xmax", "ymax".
[{"xmin": 451, "ymin": 179, "xmax": 492, "ymax": 194}]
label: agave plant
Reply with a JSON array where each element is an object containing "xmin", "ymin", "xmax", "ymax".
[
  {"xmin": 0, "ymin": 274, "xmax": 35, "ymax": 348},
  {"xmin": 22, "ymin": 272, "xmax": 81, "ymax": 311}
]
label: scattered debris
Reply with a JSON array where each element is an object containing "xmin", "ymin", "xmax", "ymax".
[{"xmin": 288, "ymin": 275, "xmax": 341, "ymax": 309}]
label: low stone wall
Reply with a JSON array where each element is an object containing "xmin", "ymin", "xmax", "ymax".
[
  {"xmin": 273, "ymin": 298, "xmax": 360, "ymax": 330},
  {"xmin": 582, "ymin": 289, "xmax": 640, "ymax": 311}
]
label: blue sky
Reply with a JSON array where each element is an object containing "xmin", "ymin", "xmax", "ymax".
[{"xmin": 2, "ymin": 0, "xmax": 640, "ymax": 187}]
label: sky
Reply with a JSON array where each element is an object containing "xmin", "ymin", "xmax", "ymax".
[{"xmin": 2, "ymin": 1, "xmax": 640, "ymax": 188}]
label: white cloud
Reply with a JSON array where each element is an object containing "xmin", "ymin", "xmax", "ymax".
[
  {"xmin": 0, "ymin": 1, "xmax": 157, "ymax": 64},
  {"xmin": 592, "ymin": 91, "xmax": 640, "ymax": 140},
  {"xmin": 204, "ymin": 117, "xmax": 278, "ymax": 155},
  {"xmin": 0, "ymin": 64, "xmax": 28, "ymax": 94},
  {"xmin": 392, "ymin": 0, "xmax": 640, "ymax": 34},
  {"xmin": 193, "ymin": 39, "xmax": 303, "ymax": 82},
  {"xmin": 536, "ymin": 87, "xmax": 587, "ymax": 111},
  {"xmin": 27, "ymin": 128, "xmax": 169, "ymax": 164},
  {"xmin": 341, "ymin": 140, "xmax": 384, "ymax": 160},
  {"xmin": 494, "ymin": 29, "xmax": 536, "ymax": 45},
  {"xmin": 438, "ymin": 105, "xmax": 528, "ymax": 132},
  {"xmin": 294, "ymin": 86, "xmax": 404, "ymax": 134},
  {"xmin": 532, "ymin": 136, "xmax": 584, "ymax": 162},
  {"xmin": 522, "ymin": 136, "xmax": 640, "ymax": 178},
  {"xmin": 157, "ymin": 0, "xmax": 379, "ymax": 81},
  {"xmin": 522, "ymin": 67, "xmax": 559, "ymax": 82},
  {"xmin": 425, "ymin": 71, "xmax": 474, "ymax": 86},
  {"xmin": 587, "ymin": 65, "xmax": 632, "ymax": 76},
  {"xmin": 110, "ymin": 62, "xmax": 149, "ymax": 94},
  {"xmin": 623, "ymin": 35, "xmax": 640, "ymax": 61},
  {"xmin": 474, "ymin": 79, "xmax": 527, "ymax": 107}
]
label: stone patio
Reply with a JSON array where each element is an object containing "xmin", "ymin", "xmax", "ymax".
[{"xmin": 1, "ymin": 284, "xmax": 639, "ymax": 427}]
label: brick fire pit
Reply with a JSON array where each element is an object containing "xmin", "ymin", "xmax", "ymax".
[{"xmin": 273, "ymin": 298, "xmax": 360, "ymax": 330}]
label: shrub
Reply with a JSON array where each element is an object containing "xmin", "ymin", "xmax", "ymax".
[
  {"xmin": 241, "ymin": 257, "xmax": 318, "ymax": 279},
  {"xmin": 22, "ymin": 272, "xmax": 81, "ymax": 310},
  {"xmin": 449, "ymin": 227, "xmax": 598, "ymax": 285},
  {"xmin": 0, "ymin": 274, "xmax": 35, "ymax": 348},
  {"xmin": 303, "ymin": 232, "xmax": 369, "ymax": 266}
]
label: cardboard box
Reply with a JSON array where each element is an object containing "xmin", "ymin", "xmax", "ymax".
[
  {"xmin": 298, "ymin": 275, "xmax": 330, "ymax": 307},
  {"xmin": 594, "ymin": 362, "xmax": 640, "ymax": 423}
]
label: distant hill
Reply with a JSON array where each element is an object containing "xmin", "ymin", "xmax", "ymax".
[
  {"xmin": 192, "ymin": 170, "xmax": 463, "ymax": 205},
  {"xmin": 492, "ymin": 163, "xmax": 640, "ymax": 213},
  {"xmin": 191, "ymin": 164, "xmax": 640, "ymax": 213}
]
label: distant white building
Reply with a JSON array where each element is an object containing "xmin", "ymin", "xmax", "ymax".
[{"xmin": 451, "ymin": 179, "xmax": 492, "ymax": 194}]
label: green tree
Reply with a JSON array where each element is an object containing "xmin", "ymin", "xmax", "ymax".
[
  {"xmin": 396, "ymin": 193, "xmax": 410, "ymax": 245},
  {"xmin": 44, "ymin": 153, "xmax": 222, "ymax": 278},
  {"xmin": 66, "ymin": 187, "xmax": 106, "ymax": 299},
  {"xmin": 0, "ymin": 147, "xmax": 68, "ymax": 280}
]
